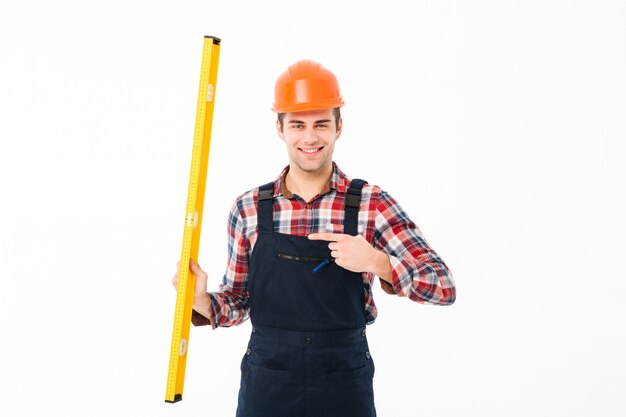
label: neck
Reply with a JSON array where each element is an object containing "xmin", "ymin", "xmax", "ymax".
[{"xmin": 285, "ymin": 162, "xmax": 333, "ymax": 202}]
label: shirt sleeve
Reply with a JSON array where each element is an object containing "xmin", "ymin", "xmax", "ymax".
[
  {"xmin": 372, "ymin": 189, "xmax": 456, "ymax": 305},
  {"xmin": 192, "ymin": 197, "xmax": 252, "ymax": 328}
]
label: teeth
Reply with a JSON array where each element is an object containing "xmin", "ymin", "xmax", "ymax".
[{"xmin": 301, "ymin": 148, "xmax": 321, "ymax": 153}]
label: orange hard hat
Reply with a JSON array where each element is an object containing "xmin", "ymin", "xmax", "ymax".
[{"xmin": 272, "ymin": 60, "xmax": 344, "ymax": 113}]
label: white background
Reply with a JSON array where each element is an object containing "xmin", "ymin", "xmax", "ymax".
[{"xmin": 1, "ymin": 1, "xmax": 624, "ymax": 416}]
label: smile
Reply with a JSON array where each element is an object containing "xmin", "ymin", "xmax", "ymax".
[{"xmin": 299, "ymin": 147, "xmax": 323, "ymax": 154}]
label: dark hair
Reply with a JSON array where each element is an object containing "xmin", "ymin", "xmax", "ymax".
[{"xmin": 277, "ymin": 108, "xmax": 341, "ymax": 132}]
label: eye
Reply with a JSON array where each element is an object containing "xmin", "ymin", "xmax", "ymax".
[{"xmin": 315, "ymin": 123, "xmax": 328, "ymax": 129}]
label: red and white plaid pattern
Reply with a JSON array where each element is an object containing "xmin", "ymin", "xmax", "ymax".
[{"xmin": 194, "ymin": 163, "xmax": 456, "ymax": 328}]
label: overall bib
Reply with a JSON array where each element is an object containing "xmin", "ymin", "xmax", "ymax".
[{"xmin": 236, "ymin": 179, "xmax": 376, "ymax": 417}]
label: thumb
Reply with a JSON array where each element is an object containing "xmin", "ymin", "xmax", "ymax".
[{"xmin": 189, "ymin": 259, "xmax": 207, "ymax": 278}]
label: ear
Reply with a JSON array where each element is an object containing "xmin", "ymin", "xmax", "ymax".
[
  {"xmin": 276, "ymin": 119, "xmax": 285, "ymax": 141},
  {"xmin": 335, "ymin": 117, "xmax": 343, "ymax": 140}
]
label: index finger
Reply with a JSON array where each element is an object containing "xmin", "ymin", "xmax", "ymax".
[{"xmin": 307, "ymin": 232, "xmax": 348, "ymax": 242}]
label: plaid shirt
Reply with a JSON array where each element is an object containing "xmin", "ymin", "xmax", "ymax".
[{"xmin": 192, "ymin": 162, "xmax": 455, "ymax": 328}]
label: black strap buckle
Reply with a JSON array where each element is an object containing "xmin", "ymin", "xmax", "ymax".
[
  {"xmin": 345, "ymin": 189, "xmax": 361, "ymax": 208},
  {"xmin": 258, "ymin": 189, "xmax": 274, "ymax": 201}
]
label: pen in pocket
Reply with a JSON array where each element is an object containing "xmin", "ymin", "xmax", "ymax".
[{"xmin": 312, "ymin": 259, "xmax": 335, "ymax": 273}]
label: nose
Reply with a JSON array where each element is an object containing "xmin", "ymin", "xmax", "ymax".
[{"xmin": 302, "ymin": 126, "xmax": 319, "ymax": 144}]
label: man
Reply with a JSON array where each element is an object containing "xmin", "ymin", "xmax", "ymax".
[{"xmin": 173, "ymin": 60, "xmax": 456, "ymax": 417}]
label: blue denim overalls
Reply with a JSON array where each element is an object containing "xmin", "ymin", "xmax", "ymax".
[{"xmin": 236, "ymin": 179, "xmax": 376, "ymax": 417}]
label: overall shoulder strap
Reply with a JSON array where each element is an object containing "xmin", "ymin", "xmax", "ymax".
[
  {"xmin": 343, "ymin": 179, "xmax": 367, "ymax": 236},
  {"xmin": 256, "ymin": 182, "xmax": 275, "ymax": 234}
]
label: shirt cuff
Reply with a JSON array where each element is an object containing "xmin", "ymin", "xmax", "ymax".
[{"xmin": 388, "ymin": 254, "xmax": 412, "ymax": 297}]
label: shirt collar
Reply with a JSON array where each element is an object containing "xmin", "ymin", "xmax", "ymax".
[{"xmin": 274, "ymin": 161, "xmax": 351, "ymax": 199}]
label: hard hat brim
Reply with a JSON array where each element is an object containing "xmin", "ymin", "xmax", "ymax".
[{"xmin": 272, "ymin": 97, "xmax": 344, "ymax": 113}]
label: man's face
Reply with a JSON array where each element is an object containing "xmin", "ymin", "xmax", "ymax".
[{"xmin": 277, "ymin": 108, "xmax": 342, "ymax": 177}]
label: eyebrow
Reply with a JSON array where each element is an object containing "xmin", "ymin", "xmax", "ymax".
[{"xmin": 288, "ymin": 119, "xmax": 332, "ymax": 124}]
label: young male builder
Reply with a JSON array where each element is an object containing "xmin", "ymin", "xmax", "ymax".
[{"xmin": 173, "ymin": 60, "xmax": 456, "ymax": 417}]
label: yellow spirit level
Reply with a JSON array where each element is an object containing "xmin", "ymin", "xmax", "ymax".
[{"xmin": 165, "ymin": 35, "xmax": 221, "ymax": 404}]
